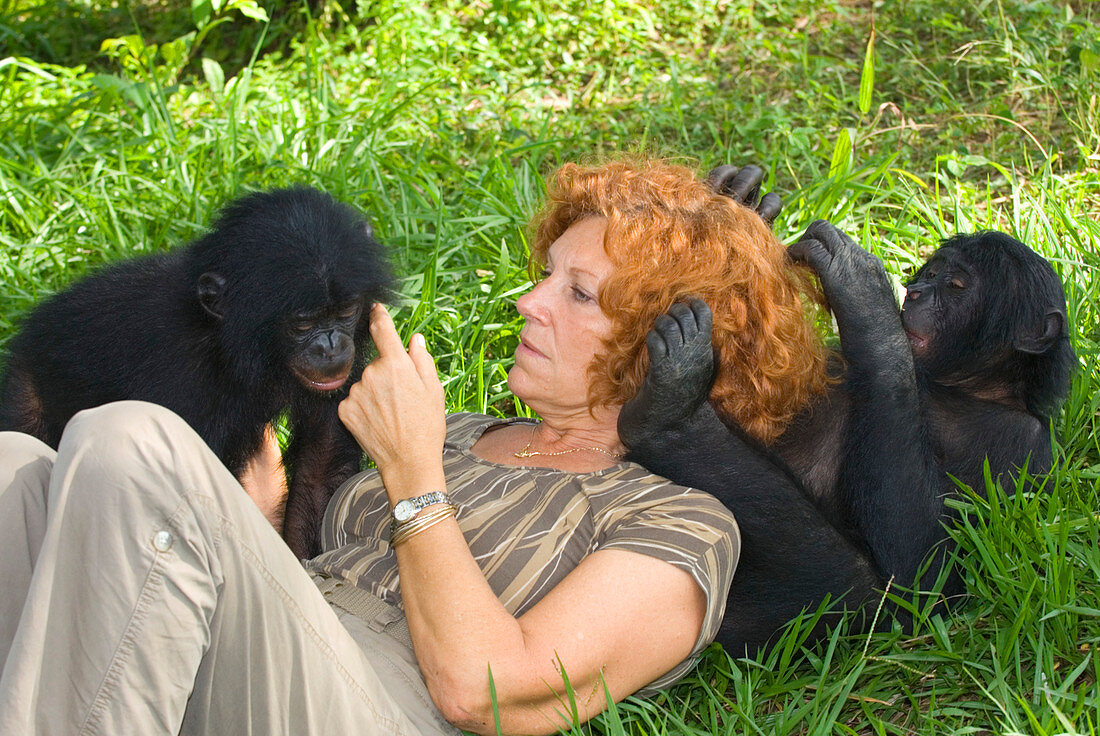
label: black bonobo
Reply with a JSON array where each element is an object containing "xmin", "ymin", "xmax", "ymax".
[
  {"xmin": 0, "ymin": 187, "xmax": 392, "ymax": 559},
  {"xmin": 619, "ymin": 212, "xmax": 1075, "ymax": 653}
]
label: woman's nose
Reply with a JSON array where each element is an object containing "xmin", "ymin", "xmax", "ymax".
[{"xmin": 516, "ymin": 279, "xmax": 550, "ymax": 322}]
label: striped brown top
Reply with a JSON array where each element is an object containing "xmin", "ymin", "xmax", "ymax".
[{"xmin": 306, "ymin": 412, "xmax": 740, "ymax": 693}]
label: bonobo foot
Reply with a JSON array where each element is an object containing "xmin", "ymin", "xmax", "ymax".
[
  {"xmin": 706, "ymin": 164, "xmax": 783, "ymax": 227},
  {"xmin": 788, "ymin": 220, "xmax": 907, "ymax": 362},
  {"xmin": 618, "ymin": 298, "xmax": 716, "ymax": 448},
  {"xmin": 788, "ymin": 220, "xmax": 898, "ymax": 324}
]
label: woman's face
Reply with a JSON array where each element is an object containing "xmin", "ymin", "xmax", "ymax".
[{"xmin": 508, "ymin": 216, "xmax": 615, "ymax": 415}]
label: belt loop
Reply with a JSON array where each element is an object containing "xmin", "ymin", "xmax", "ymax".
[{"xmin": 312, "ymin": 575, "xmax": 414, "ymax": 649}]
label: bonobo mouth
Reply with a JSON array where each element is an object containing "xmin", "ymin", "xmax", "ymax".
[{"xmin": 292, "ymin": 366, "xmax": 352, "ymax": 393}]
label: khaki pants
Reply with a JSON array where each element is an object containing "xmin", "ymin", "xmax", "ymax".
[{"xmin": 0, "ymin": 401, "xmax": 459, "ymax": 736}]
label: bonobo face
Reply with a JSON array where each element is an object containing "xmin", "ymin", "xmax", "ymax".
[
  {"xmin": 283, "ymin": 298, "xmax": 365, "ymax": 392},
  {"xmin": 901, "ymin": 248, "xmax": 982, "ymax": 365}
]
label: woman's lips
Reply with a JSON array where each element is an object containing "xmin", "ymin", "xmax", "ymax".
[{"xmin": 517, "ymin": 338, "xmax": 547, "ymax": 359}]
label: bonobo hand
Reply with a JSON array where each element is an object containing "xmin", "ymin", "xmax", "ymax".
[
  {"xmin": 788, "ymin": 220, "xmax": 904, "ymax": 359},
  {"xmin": 706, "ymin": 164, "xmax": 783, "ymax": 227},
  {"xmin": 618, "ymin": 299, "xmax": 716, "ymax": 448}
]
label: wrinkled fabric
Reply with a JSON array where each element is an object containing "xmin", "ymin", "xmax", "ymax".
[{"xmin": 0, "ymin": 401, "xmax": 456, "ymax": 736}]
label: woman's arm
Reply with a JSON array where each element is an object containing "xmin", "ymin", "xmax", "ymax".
[
  {"xmin": 338, "ymin": 305, "xmax": 707, "ymax": 735},
  {"xmin": 404, "ymin": 530, "xmax": 703, "ymax": 734}
]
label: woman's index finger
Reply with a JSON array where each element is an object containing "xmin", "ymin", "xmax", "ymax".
[{"xmin": 368, "ymin": 303, "xmax": 406, "ymax": 357}]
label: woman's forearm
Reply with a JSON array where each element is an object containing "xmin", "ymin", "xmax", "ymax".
[{"xmin": 382, "ymin": 463, "xmax": 602, "ymax": 735}]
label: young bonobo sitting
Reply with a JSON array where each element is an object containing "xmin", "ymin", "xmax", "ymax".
[
  {"xmin": 619, "ymin": 220, "xmax": 1074, "ymax": 653},
  {"xmin": 0, "ymin": 187, "xmax": 393, "ymax": 559}
]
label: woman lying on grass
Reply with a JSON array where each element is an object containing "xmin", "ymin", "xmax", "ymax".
[{"xmin": 0, "ymin": 158, "xmax": 825, "ymax": 735}]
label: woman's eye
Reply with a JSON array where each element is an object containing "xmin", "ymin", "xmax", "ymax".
[
  {"xmin": 537, "ymin": 268, "xmax": 551, "ymax": 281},
  {"xmin": 571, "ymin": 286, "xmax": 592, "ymax": 303}
]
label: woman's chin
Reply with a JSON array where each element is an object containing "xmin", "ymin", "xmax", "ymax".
[
  {"xmin": 506, "ymin": 369, "xmax": 548, "ymax": 409},
  {"xmin": 505, "ymin": 368, "xmax": 527, "ymax": 400}
]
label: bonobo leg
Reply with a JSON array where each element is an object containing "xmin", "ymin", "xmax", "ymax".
[
  {"xmin": 283, "ymin": 400, "xmax": 361, "ymax": 559},
  {"xmin": 619, "ymin": 299, "xmax": 880, "ymax": 653},
  {"xmin": 617, "ymin": 300, "xmax": 717, "ymax": 448},
  {"xmin": 0, "ymin": 361, "xmax": 49, "ymax": 444},
  {"xmin": 790, "ymin": 222, "xmax": 948, "ymax": 593}
]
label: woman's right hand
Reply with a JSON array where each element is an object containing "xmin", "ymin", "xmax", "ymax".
[{"xmin": 337, "ymin": 304, "xmax": 446, "ymax": 490}]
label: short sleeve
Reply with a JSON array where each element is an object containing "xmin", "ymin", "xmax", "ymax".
[{"xmin": 595, "ymin": 485, "xmax": 740, "ymax": 693}]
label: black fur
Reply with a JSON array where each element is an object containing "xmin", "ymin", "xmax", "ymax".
[
  {"xmin": 620, "ymin": 224, "xmax": 1075, "ymax": 654},
  {"xmin": 0, "ymin": 187, "xmax": 392, "ymax": 558}
]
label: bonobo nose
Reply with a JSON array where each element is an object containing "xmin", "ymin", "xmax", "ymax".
[{"xmin": 312, "ymin": 331, "xmax": 353, "ymax": 360}]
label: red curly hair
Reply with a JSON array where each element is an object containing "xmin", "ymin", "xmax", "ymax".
[{"xmin": 529, "ymin": 159, "xmax": 830, "ymax": 444}]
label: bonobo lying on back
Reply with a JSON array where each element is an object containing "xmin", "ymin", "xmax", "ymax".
[
  {"xmin": 619, "ymin": 217, "xmax": 1075, "ymax": 654},
  {"xmin": 0, "ymin": 187, "xmax": 392, "ymax": 559},
  {"xmin": 775, "ymin": 225, "xmax": 1074, "ymax": 586}
]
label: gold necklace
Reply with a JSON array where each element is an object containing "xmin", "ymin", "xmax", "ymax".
[{"xmin": 513, "ymin": 425, "xmax": 624, "ymax": 460}]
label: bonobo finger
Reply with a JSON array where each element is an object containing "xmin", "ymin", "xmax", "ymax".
[
  {"xmin": 724, "ymin": 165, "xmax": 764, "ymax": 207},
  {"xmin": 652, "ymin": 312, "xmax": 682, "ymax": 347},
  {"xmin": 666, "ymin": 304, "xmax": 696, "ymax": 348},
  {"xmin": 802, "ymin": 219, "xmax": 839, "ymax": 247},
  {"xmin": 788, "ymin": 236, "xmax": 832, "ymax": 274},
  {"xmin": 686, "ymin": 298, "xmax": 713, "ymax": 333},
  {"xmin": 667, "ymin": 301, "xmax": 696, "ymax": 332},
  {"xmin": 813, "ymin": 220, "xmax": 858, "ymax": 253},
  {"xmin": 705, "ymin": 164, "xmax": 739, "ymax": 192},
  {"xmin": 645, "ymin": 325, "xmax": 669, "ymax": 360},
  {"xmin": 756, "ymin": 192, "xmax": 783, "ymax": 226},
  {"xmin": 801, "ymin": 220, "xmax": 847, "ymax": 256}
]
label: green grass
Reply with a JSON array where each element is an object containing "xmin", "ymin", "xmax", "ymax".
[{"xmin": 2, "ymin": 0, "xmax": 1099, "ymax": 733}]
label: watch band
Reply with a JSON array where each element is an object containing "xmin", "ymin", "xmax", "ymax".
[{"xmin": 390, "ymin": 491, "xmax": 453, "ymax": 529}]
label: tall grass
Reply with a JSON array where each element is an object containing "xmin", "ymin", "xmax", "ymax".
[{"xmin": 1, "ymin": 0, "xmax": 1098, "ymax": 732}]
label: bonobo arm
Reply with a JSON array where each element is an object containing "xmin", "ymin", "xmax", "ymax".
[
  {"xmin": 618, "ymin": 300, "xmax": 881, "ymax": 652},
  {"xmin": 789, "ymin": 221, "xmax": 946, "ymax": 591},
  {"xmin": 283, "ymin": 400, "xmax": 362, "ymax": 559}
]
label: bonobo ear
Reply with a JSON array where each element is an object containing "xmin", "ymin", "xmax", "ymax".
[
  {"xmin": 197, "ymin": 272, "xmax": 227, "ymax": 320},
  {"xmin": 1014, "ymin": 307, "xmax": 1066, "ymax": 355}
]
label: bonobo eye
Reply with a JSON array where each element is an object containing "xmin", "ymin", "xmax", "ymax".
[
  {"xmin": 948, "ymin": 277, "xmax": 966, "ymax": 290},
  {"xmin": 292, "ymin": 320, "xmax": 314, "ymax": 334},
  {"xmin": 335, "ymin": 302, "xmax": 361, "ymax": 320}
]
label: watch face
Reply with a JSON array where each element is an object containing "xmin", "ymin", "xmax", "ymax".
[{"xmin": 393, "ymin": 499, "xmax": 417, "ymax": 522}]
